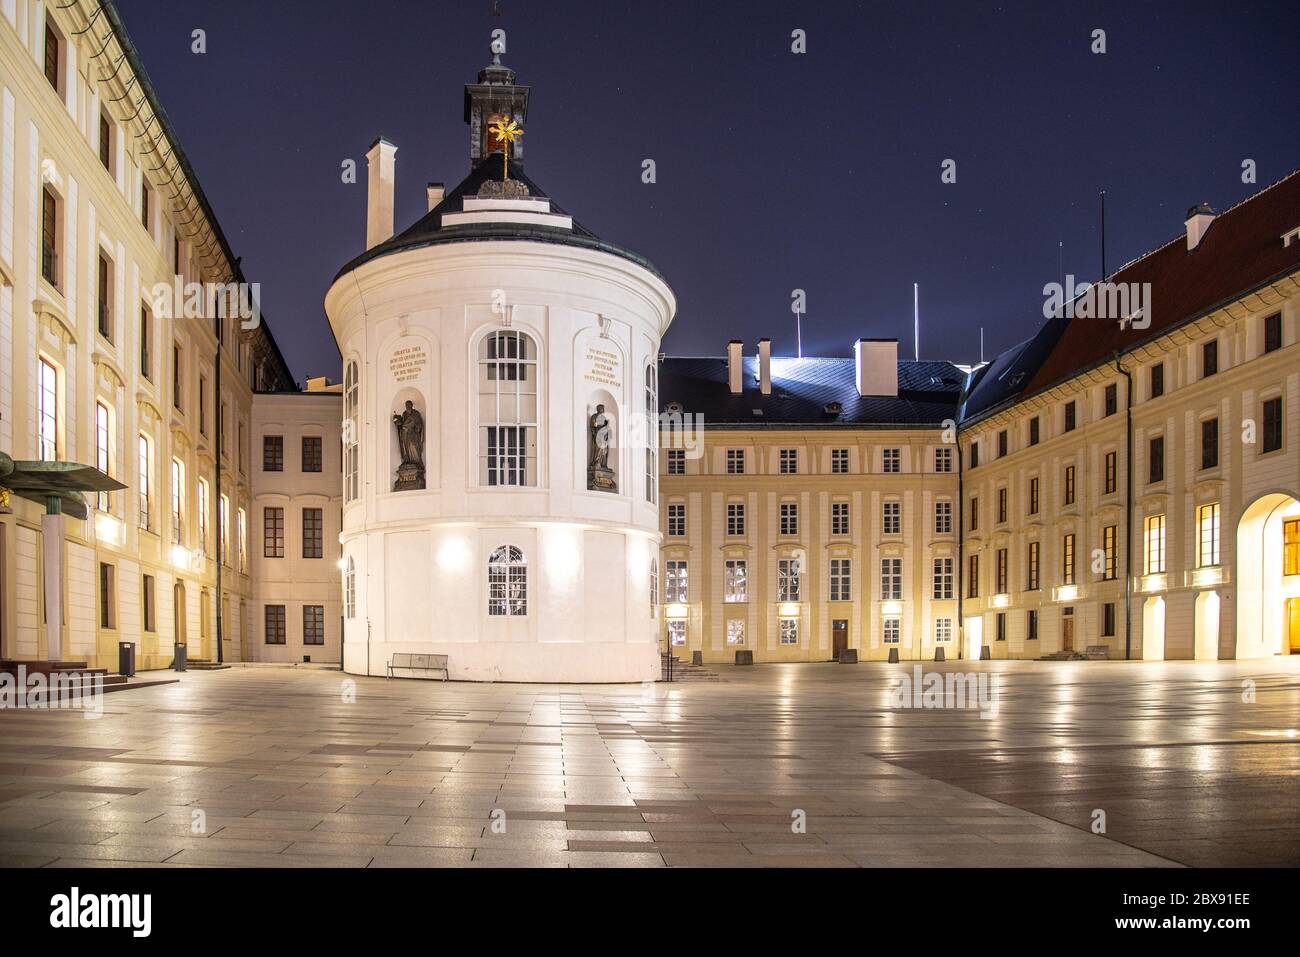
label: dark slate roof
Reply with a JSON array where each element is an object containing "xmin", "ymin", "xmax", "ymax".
[
  {"xmin": 1024, "ymin": 169, "xmax": 1300, "ymax": 395},
  {"xmin": 333, "ymin": 152, "xmax": 665, "ymax": 282},
  {"xmin": 659, "ymin": 356, "xmax": 964, "ymax": 428},
  {"xmin": 958, "ymin": 310, "xmax": 1071, "ymax": 424}
]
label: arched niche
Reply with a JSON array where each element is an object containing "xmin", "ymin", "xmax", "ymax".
[
  {"xmin": 583, "ymin": 389, "xmax": 620, "ymax": 494},
  {"xmin": 389, "ymin": 386, "xmax": 428, "ymax": 492}
]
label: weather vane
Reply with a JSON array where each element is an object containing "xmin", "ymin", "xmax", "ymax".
[{"xmin": 489, "ymin": 117, "xmax": 523, "ymax": 181}]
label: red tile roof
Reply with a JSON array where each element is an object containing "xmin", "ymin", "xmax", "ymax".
[{"xmin": 1025, "ymin": 170, "xmax": 1300, "ymax": 395}]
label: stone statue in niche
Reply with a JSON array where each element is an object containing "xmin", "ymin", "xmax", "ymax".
[
  {"xmin": 392, "ymin": 400, "xmax": 425, "ymax": 491},
  {"xmin": 587, "ymin": 404, "xmax": 617, "ymax": 493}
]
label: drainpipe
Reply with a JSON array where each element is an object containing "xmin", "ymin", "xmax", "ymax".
[{"xmin": 1114, "ymin": 352, "xmax": 1133, "ymax": 660}]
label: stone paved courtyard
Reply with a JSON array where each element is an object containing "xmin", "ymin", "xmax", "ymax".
[{"xmin": 0, "ymin": 658, "xmax": 1297, "ymax": 868}]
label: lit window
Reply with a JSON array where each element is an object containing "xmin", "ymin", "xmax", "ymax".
[
  {"xmin": 1144, "ymin": 514, "xmax": 1166, "ymax": 575},
  {"xmin": 38, "ymin": 358, "xmax": 59, "ymax": 461},
  {"xmin": 726, "ymin": 619, "xmax": 746, "ymax": 645},
  {"xmin": 171, "ymin": 459, "xmax": 184, "ymax": 544},
  {"xmin": 237, "ymin": 508, "xmax": 247, "ymax": 571},
  {"xmin": 95, "ymin": 402, "xmax": 111, "ymax": 511},
  {"xmin": 880, "ymin": 558, "xmax": 902, "ymax": 601},
  {"xmin": 777, "ymin": 558, "xmax": 801, "ymax": 602},
  {"xmin": 724, "ymin": 560, "xmax": 747, "ymax": 603},
  {"xmin": 667, "ymin": 620, "xmax": 686, "ymax": 646},
  {"xmin": 479, "ymin": 332, "xmax": 538, "ymax": 487},
  {"xmin": 137, "ymin": 434, "xmax": 151, "ymax": 530},
  {"xmin": 1062, "ymin": 533, "xmax": 1076, "ymax": 586},
  {"xmin": 935, "ymin": 618, "xmax": 953, "ymax": 642},
  {"xmin": 665, "ymin": 560, "xmax": 688, "ymax": 602},
  {"xmin": 344, "ymin": 361, "xmax": 360, "ymax": 501},
  {"xmin": 343, "ymin": 556, "xmax": 357, "ymax": 618},
  {"xmin": 779, "ymin": 618, "xmax": 798, "ymax": 645},
  {"xmin": 882, "ymin": 618, "xmax": 900, "ymax": 644},
  {"xmin": 1197, "ymin": 503, "xmax": 1220, "ymax": 568},
  {"xmin": 829, "ymin": 559, "xmax": 852, "ymax": 601},
  {"xmin": 645, "ymin": 365, "xmax": 657, "ymax": 503},
  {"xmin": 487, "ymin": 545, "xmax": 527, "ymax": 616},
  {"xmin": 197, "ymin": 479, "xmax": 209, "ymax": 554}
]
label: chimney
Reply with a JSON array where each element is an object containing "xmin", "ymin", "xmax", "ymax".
[
  {"xmin": 757, "ymin": 339, "xmax": 772, "ymax": 395},
  {"xmin": 426, "ymin": 182, "xmax": 445, "ymax": 211},
  {"xmin": 727, "ymin": 340, "xmax": 743, "ymax": 395},
  {"xmin": 365, "ymin": 138, "xmax": 398, "ymax": 250},
  {"xmin": 1185, "ymin": 202, "xmax": 1214, "ymax": 251},
  {"xmin": 854, "ymin": 338, "xmax": 898, "ymax": 397}
]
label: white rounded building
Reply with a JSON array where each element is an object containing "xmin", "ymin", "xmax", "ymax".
[{"xmin": 325, "ymin": 53, "xmax": 675, "ymax": 682}]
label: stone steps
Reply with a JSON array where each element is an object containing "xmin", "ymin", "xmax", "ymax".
[{"xmin": 660, "ymin": 655, "xmax": 721, "ymax": 681}]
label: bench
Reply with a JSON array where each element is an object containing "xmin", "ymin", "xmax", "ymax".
[
  {"xmin": 1084, "ymin": 645, "xmax": 1110, "ymax": 660},
  {"xmin": 386, "ymin": 653, "xmax": 449, "ymax": 680}
]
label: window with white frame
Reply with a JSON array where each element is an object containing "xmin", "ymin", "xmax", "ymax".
[
  {"xmin": 197, "ymin": 478, "xmax": 210, "ymax": 554},
  {"xmin": 726, "ymin": 448, "xmax": 745, "ymax": 474},
  {"xmin": 727, "ymin": 502, "xmax": 745, "ymax": 536},
  {"xmin": 666, "ymin": 448, "xmax": 685, "ymax": 475},
  {"xmin": 883, "ymin": 617, "xmax": 901, "ymax": 643},
  {"xmin": 219, "ymin": 495, "xmax": 230, "ymax": 566},
  {"xmin": 650, "ymin": 557, "xmax": 658, "ymax": 607},
  {"xmin": 935, "ymin": 499, "xmax": 953, "ymax": 534},
  {"xmin": 665, "ymin": 560, "xmax": 688, "ymax": 602},
  {"xmin": 1144, "ymin": 514, "xmax": 1166, "ymax": 574},
  {"xmin": 935, "ymin": 447, "xmax": 953, "ymax": 473},
  {"xmin": 779, "ymin": 502, "xmax": 798, "ymax": 536},
  {"xmin": 883, "ymin": 500, "xmax": 901, "ymax": 535},
  {"xmin": 344, "ymin": 361, "xmax": 359, "ymax": 502},
  {"xmin": 667, "ymin": 503, "xmax": 686, "ymax": 536},
  {"xmin": 1197, "ymin": 503, "xmax": 1220, "ymax": 567},
  {"xmin": 479, "ymin": 331, "xmax": 538, "ymax": 487},
  {"xmin": 724, "ymin": 560, "xmax": 747, "ymax": 602},
  {"xmin": 95, "ymin": 402, "xmax": 111, "ymax": 511},
  {"xmin": 881, "ymin": 558, "xmax": 902, "ymax": 600},
  {"xmin": 667, "ymin": 620, "xmax": 686, "ymax": 646},
  {"xmin": 831, "ymin": 501, "xmax": 850, "ymax": 536},
  {"xmin": 171, "ymin": 459, "xmax": 184, "ymax": 544},
  {"xmin": 726, "ymin": 619, "xmax": 746, "ymax": 645},
  {"xmin": 237, "ymin": 507, "xmax": 247, "ymax": 571},
  {"xmin": 935, "ymin": 618, "xmax": 953, "ymax": 642},
  {"xmin": 932, "ymin": 557, "xmax": 953, "ymax": 599},
  {"xmin": 779, "ymin": 618, "xmax": 798, "ymax": 645},
  {"xmin": 777, "ymin": 558, "xmax": 801, "ymax": 601},
  {"xmin": 137, "ymin": 434, "xmax": 152, "ymax": 529},
  {"xmin": 779, "ymin": 448, "xmax": 798, "ymax": 474},
  {"xmin": 830, "ymin": 558, "xmax": 852, "ymax": 601},
  {"xmin": 344, "ymin": 556, "xmax": 357, "ymax": 618},
  {"xmin": 831, "ymin": 448, "xmax": 849, "ymax": 473},
  {"xmin": 38, "ymin": 358, "xmax": 59, "ymax": 461},
  {"xmin": 882, "ymin": 448, "xmax": 901, "ymax": 473},
  {"xmin": 487, "ymin": 545, "xmax": 527, "ymax": 616},
  {"xmin": 644, "ymin": 364, "xmax": 657, "ymax": 503}
]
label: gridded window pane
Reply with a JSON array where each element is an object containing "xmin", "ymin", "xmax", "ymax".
[
  {"xmin": 779, "ymin": 618, "xmax": 798, "ymax": 645},
  {"xmin": 38, "ymin": 358, "xmax": 59, "ymax": 461},
  {"xmin": 665, "ymin": 560, "xmax": 688, "ymax": 603},
  {"xmin": 1262, "ymin": 397, "xmax": 1283, "ymax": 453},
  {"xmin": 479, "ymin": 332, "xmax": 538, "ymax": 486},
  {"xmin": 1201, "ymin": 418, "xmax": 1219, "ymax": 470},
  {"xmin": 932, "ymin": 557, "xmax": 953, "ymax": 599},
  {"xmin": 301, "ymin": 436, "xmax": 322, "ymax": 472},
  {"xmin": 666, "ymin": 448, "xmax": 685, "ymax": 474},
  {"xmin": 724, "ymin": 560, "xmax": 747, "ymax": 602},
  {"xmin": 303, "ymin": 605, "xmax": 325, "ymax": 645},
  {"xmin": 829, "ymin": 559, "xmax": 852, "ymax": 602},
  {"xmin": 265, "ymin": 605, "xmax": 286, "ymax": 644},
  {"xmin": 726, "ymin": 503, "xmax": 745, "ymax": 536},
  {"xmin": 263, "ymin": 507, "xmax": 284, "ymax": 558},
  {"xmin": 667, "ymin": 620, "xmax": 686, "ymax": 646},
  {"xmin": 1149, "ymin": 435, "xmax": 1165, "ymax": 484},
  {"xmin": 831, "ymin": 501, "xmax": 850, "ymax": 536},
  {"xmin": 344, "ymin": 361, "xmax": 360, "ymax": 502},
  {"xmin": 726, "ymin": 449, "xmax": 745, "ymax": 474},
  {"xmin": 935, "ymin": 618, "xmax": 953, "ymax": 642},
  {"xmin": 1027, "ymin": 542, "xmax": 1040, "ymax": 590},
  {"xmin": 343, "ymin": 557, "xmax": 357, "ymax": 618},
  {"xmin": 1061, "ymin": 534, "xmax": 1076, "ymax": 585},
  {"xmin": 777, "ymin": 558, "xmax": 801, "ymax": 601},
  {"xmin": 779, "ymin": 448, "xmax": 798, "ymax": 474},
  {"xmin": 1102, "ymin": 526, "xmax": 1117, "ymax": 580},
  {"xmin": 934, "ymin": 447, "xmax": 953, "ymax": 472},
  {"xmin": 779, "ymin": 502, "xmax": 798, "ymax": 536},
  {"xmin": 935, "ymin": 500, "xmax": 953, "ymax": 534},
  {"xmin": 263, "ymin": 435, "xmax": 283, "ymax": 471},
  {"xmin": 831, "ymin": 448, "xmax": 849, "ymax": 473},
  {"xmin": 302, "ymin": 508, "xmax": 323, "ymax": 559},
  {"xmin": 1144, "ymin": 515, "xmax": 1166, "ymax": 574},
  {"xmin": 881, "ymin": 558, "xmax": 902, "ymax": 601},
  {"xmin": 883, "ymin": 501, "xmax": 901, "ymax": 535},
  {"xmin": 667, "ymin": 503, "xmax": 686, "ymax": 536},
  {"xmin": 881, "ymin": 448, "xmax": 900, "ymax": 473},
  {"xmin": 726, "ymin": 619, "xmax": 746, "ymax": 645},
  {"xmin": 882, "ymin": 618, "xmax": 900, "ymax": 644},
  {"xmin": 487, "ymin": 545, "xmax": 527, "ymax": 616}
]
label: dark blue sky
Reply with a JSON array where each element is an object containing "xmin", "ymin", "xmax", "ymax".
[{"xmin": 117, "ymin": 0, "xmax": 1300, "ymax": 383}]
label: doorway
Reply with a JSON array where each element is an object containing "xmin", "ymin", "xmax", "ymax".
[
  {"xmin": 1236, "ymin": 493, "xmax": 1300, "ymax": 658},
  {"xmin": 831, "ymin": 619, "xmax": 848, "ymax": 660},
  {"xmin": 1062, "ymin": 607, "xmax": 1075, "ymax": 652},
  {"xmin": 1288, "ymin": 598, "xmax": 1300, "ymax": 654}
]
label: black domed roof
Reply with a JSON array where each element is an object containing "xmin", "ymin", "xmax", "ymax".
[{"xmin": 333, "ymin": 153, "xmax": 665, "ymax": 283}]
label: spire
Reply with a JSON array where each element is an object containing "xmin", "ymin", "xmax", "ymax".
[{"xmin": 464, "ymin": 44, "xmax": 530, "ymax": 170}]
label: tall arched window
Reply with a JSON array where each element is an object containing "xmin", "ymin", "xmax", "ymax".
[
  {"xmin": 344, "ymin": 361, "xmax": 359, "ymax": 502},
  {"xmin": 487, "ymin": 545, "xmax": 527, "ymax": 616},
  {"xmin": 343, "ymin": 556, "xmax": 356, "ymax": 619},
  {"xmin": 644, "ymin": 363, "xmax": 657, "ymax": 504},
  {"xmin": 478, "ymin": 331, "xmax": 538, "ymax": 487}
]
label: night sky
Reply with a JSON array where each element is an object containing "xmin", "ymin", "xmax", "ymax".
[{"xmin": 115, "ymin": 0, "xmax": 1300, "ymax": 384}]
